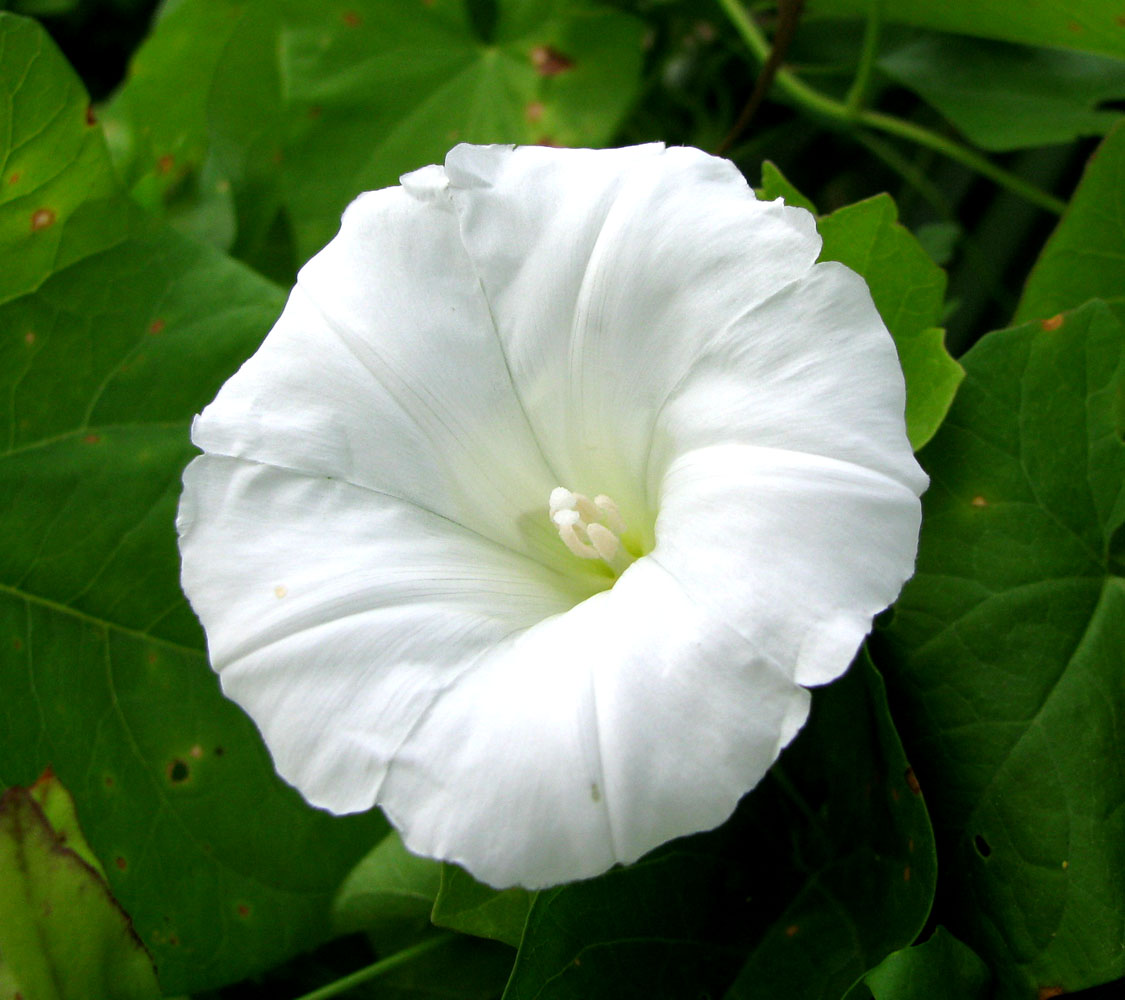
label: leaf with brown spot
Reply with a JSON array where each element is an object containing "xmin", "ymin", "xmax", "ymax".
[
  {"xmin": 0, "ymin": 774, "xmax": 161, "ymax": 1000},
  {"xmin": 0, "ymin": 16, "xmax": 117, "ymax": 306},
  {"xmin": 904, "ymin": 767, "xmax": 921, "ymax": 796},
  {"xmin": 530, "ymin": 44, "xmax": 574, "ymax": 76},
  {"xmin": 879, "ymin": 300, "xmax": 1125, "ymax": 997},
  {"xmin": 30, "ymin": 208, "xmax": 57, "ymax": 231},
  {"xmin": 103, "ymin": 0, "xmax": 646, "ymax": 269},
  {"xmin": 27, "ymin": 768, "xmax": 104, "ymax": 875},
  {"xmin": 0, "ymin": 16, "xmax": 387, "ymax": 994}
]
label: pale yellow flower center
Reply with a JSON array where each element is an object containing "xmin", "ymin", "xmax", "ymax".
[{"xmin": 549, "ymin": 487, "xmax": 636, "ymax": 576}]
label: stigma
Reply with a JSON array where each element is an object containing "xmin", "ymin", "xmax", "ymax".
[{"xmin": 549, "ymin": 487, "xmax": 636, "ymax": 576}]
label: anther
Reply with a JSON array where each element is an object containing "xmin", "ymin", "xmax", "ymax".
[
  {"xmin": 548, "ymin": 487, "xmax": 636, "ymax": 575},
  {"xmin": 549, "ymin": 487, "xmax": 576, "ymax": 516}
]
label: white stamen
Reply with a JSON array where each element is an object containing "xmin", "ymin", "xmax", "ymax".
[
  {"xmin": 549, "ymin": 486, "xmax": 636, "ymax": 575},
  {"xmin": 586, "ymin": 522, "xmax": 619, "ymax": 562},
  {"xmin": 593, "ymin": 495, "xmax": 626, "ymax": 536},
  {"xmin": 574, "ymin": 493, "xmax": 599, "ymax": 524},
  {"xmin": 558, "ymin": 521, "xmax": 600, "ymax": 560}
]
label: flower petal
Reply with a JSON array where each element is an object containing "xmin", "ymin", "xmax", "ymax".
[
  {"xmin": 648, "ymin": 261, "xmax": 928, "ymax": 501},
  {"xmin": 178, "ymin": 454, "xmax": 597, "ymax": 814},
  {"xmin": 651, "ymin": 442, "xmax": 923, "ymax": 688},
  {"xmin": 377, "ymin": 557, "xmax": 810, "ymax": 889},
  {"xmin": 191, "ymin": 180, "xmax": 560, "ymax": 560},
  {"xmin": 180, "ymin": 454, "xmax": 809, "ymax": 887},
  {"xmin": 444, "ymin": 143, "xmax": 821, "ymax": 529}
]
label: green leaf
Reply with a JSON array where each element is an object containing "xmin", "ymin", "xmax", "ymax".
[
  {"xmin": 432, "ymin": 864, "xmax": 534, "ymax": 948},
  {"xmin": 0, "ymin": 13, "xmax": 387, "ymax": 994},
  {"xmin": 0, "ymin": 775, "xmax": 161, "ymax": 1000},
  {"xmin": 806, "ymin": 0, "xmax": 1125, "ymax": 60},
  {"xmin": 333, "ymin": 830, "xmax": 443, "ymax": 951},
  {"xmin": 878, "ymin": 300, "xmax": 1125, "ymax": 998},
  {"xmin": 859, "ymin": 928, "xmax": 992, "ymax": 1000},
  {"xmin": 914, "ymin": 222, "xmax": 961, "ymax": 268},
  {"xmin": 818, "ymin": 193, "xmax": 964, "ymax": 450},
  {"xmin": 879, "ymin": 36, "xmax": 1125, "ymax": 151},
  {"xmin": 4, "ymin": 0, "xmax": 79, "ymax": 13},
  {"xmin": 757, "ymin": 160, "xmax": 817, "ymax": 213},
  {"xmin": 502, "ymin": 653, "xmax": 936, "ymax": 1000},
  {"xmin": 99, "ymin": 0, "xmax": 263, "ymax": 258},
  {"xmin": 0, "ymin": 14, "xmax": 116, "ymax": 306},
  {"xmin": 377, "ymin": 936, "xmax": 517, "ymax": 1000},
  {"xmin": 105, "ymin": 0, "xmax": 645, "ymax": 268},
  {"xmin": 1016, "ymin": 121, "xmax": 1125, "ymax": 325},
  {"xmin": 27, "ymin": 767, "xmax": 105, "ymax": 876}
]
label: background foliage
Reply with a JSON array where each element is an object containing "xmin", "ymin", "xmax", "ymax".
[{"xmin": 1, "ymin": 1, "xmax": 1122, "ymax": 998}]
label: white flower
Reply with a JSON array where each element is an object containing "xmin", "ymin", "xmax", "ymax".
[{"xmin": 177, "ymin": 143, "xmax": 926, "ymax": 889}]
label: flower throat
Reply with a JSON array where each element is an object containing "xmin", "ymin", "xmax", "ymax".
[{"xmin": 549, "ymin": 487, "xmax": 636, "ymax": 576}]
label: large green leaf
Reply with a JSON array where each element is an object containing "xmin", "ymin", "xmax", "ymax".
[
  {"xmin": 879, "ymin": 36, "xmax": 1125, "ymax": 151},
  {"xmin": 818, "ymin": 194, "xmax": 963, "ymax": 450},
  {"xmin": 877, "ymin": 300, "xmax": 1125, "ymax": 998},
  {"xmin": 1016, "ymin": 121, "xmax": 1125, "ymax": 324},
  {"xmin": 0, "ymin": 14, "xmax": 386, "ymax": 993},
  {"xmin": 0, "ymin": 773, "xmax": 161, "ymax": 1000},
  {"xmin": 849, "ymin": 928, "xmax": 992, "ymax": 1000},
  {"xmin": 502, "ymin": 653, "xmax": 936, "ymax": 1000},
  {"xmin": 105, "ymin": 0, "xmax": 645, "ymax": 269},
  {"xmin": 806, "ymin": 0, "xmax": 1125, "ymax": 60}
]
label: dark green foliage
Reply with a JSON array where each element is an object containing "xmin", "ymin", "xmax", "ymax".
[{"xmin": 3, "ymin": 2, "xmax": 1125, "ymax": 998}]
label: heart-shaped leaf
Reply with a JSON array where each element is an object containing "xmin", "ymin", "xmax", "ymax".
[{"xmin": 878, "ymin": 300, "xmax": 1125, "ymax": 998}]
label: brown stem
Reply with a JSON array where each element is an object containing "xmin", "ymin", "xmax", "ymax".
[{"xmin": 716, "ymin": 0, "xmax": 806, "ymax": 156}]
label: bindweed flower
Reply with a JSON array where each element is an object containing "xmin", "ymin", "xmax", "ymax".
[{"xmin": 177, "ymin": 143, "xmax": 927, "ymax": 889}]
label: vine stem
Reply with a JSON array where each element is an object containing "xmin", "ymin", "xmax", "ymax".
[
  {"xmin": 844, "ymin": 0, "xmax": 881, "ymax": 114},
  {"xmin": 713, "ymin": 0, "xmax": 1066, "ymax": 215},
  {"xmin": 291, "ymin": 934, "xmax": 455, "ymax": 1000}
]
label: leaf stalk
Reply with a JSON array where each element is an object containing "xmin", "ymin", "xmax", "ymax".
[
  {"xmin": 713, "ymin": 0, "xmax": 1066, "ymax": 215},
  {"xmin": 844, "ymin": 0, "xmax": 882, "ymax": 115},
  {"xmin": 291, "ymin": 933, "xmax": 455, "ymax": 1000}
]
